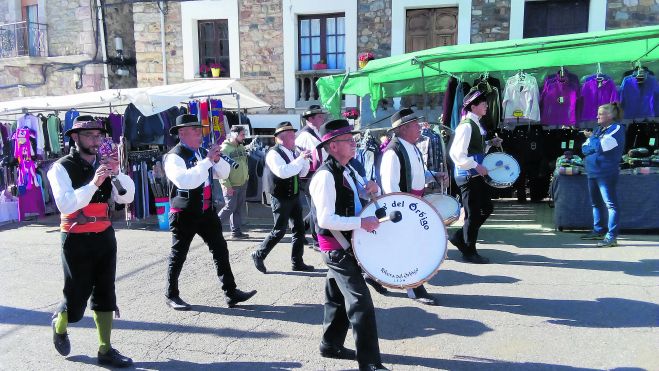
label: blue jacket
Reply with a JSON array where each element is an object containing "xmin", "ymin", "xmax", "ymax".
[{"xmin": 582, "ymin": 123, "xmax": 625, "ymax": 178}]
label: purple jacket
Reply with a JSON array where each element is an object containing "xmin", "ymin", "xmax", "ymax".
[
  {"xmin": 620, "ymin": 74, "xmax": 656, "ymax": 119},
  {"xmin": 580, "ymin": 75, "xmax": 619, "ymax": 121},
  {"xmin": 540, "ymin": 71, "xmax": 580, "ymax": 126}
]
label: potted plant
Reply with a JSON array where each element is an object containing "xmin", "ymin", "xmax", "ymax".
[
  {"xmin": 199, "ymin": 64, "xmax": 210, "ymax": 78},
  {"xmin": 358, "ymin": 52, "xmax": 374, "ymax": 69},
  {"xmin": 342, "ymin": 107, "xmax": 360, "ymax": 120},
  {"xmin": 313, "ymin": 58, "xmax": 328, "ymax": 70},
  {"xmin": 209, "ymin": 63, "xmax": 221, "ymax": 77}
]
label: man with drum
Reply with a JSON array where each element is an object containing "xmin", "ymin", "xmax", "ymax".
[
  {"xmin": 448, "ymin": 90, "xmax": 503, "ymax": 264},
  {"xmin": 379, "ymin": 108, "xmax": 448, "ymax": 306},
  {"xmin": 164, "ymin": 114, "xmax": 257, "ymax": 310},
  {"xmin": 310, "ymin": 119, "xmax": 389, "ymax": 371},
  {"xmin": 251, "ymin": 121, "xmax": 315, "ymax": 273}
]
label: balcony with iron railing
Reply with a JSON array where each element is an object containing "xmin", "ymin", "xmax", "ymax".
[
  {"xmin": 295, "ymin": 68, "xmax": 344, "ymax": 108},
  {"xmin": 0, "ymin": 21, "xmax": 48, "ymax": 59}
]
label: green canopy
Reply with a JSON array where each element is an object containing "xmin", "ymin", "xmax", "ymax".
[{"xmin": 317, "ymin": 25, "xmax": 659, "ymax": 117}]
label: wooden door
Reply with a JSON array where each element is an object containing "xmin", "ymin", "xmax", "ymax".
[{"xmin": 406, "ymin": 7, "xmax": 458, "ymax": 53}]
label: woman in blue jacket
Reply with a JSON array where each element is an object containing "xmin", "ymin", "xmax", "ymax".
[{"xmin": 581, "ymin": 102, "xmax": 626, "ymax": 247}]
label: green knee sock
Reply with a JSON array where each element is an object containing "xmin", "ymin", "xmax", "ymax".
[
  {"xmin": 55, "ymin": 311, "xmax": 68, "ymax": 334},
  {"xmin": 93, "ymin": 311, "xmax": 113, "ymax": 354}
]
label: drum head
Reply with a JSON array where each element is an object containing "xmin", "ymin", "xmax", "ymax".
[
  {"xmin": 352, "ymin": 193, "xmax": 447, "ymax": 289},
  {"xmin": 483, "ymin": 153, "xmax": 520, "ymax": 187},
  {"xmin": 423, "ymin": 194, "xmax": 461, "ymax": 225}
]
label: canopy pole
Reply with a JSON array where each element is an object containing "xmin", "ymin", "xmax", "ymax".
[{"xmin": 412, "ymin": 57, "xmax": 430, "ymax": 120}]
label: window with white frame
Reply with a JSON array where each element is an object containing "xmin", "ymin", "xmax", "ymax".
[
  {"xmin": 298, "ymin": 13, "xmax": 345, "ymax": 70},
  {"xmin": 198, "ymin": 19, "xmax": 231, "ymax": 76}
]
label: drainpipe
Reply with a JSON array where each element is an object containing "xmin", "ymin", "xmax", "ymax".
[
  {"xmin": 97, "ymin": 0, "xmax": 110, "ymax": 90},
  {"xmin": 160, "ymin": 1, "xmax": 168, "ymax": 85}
]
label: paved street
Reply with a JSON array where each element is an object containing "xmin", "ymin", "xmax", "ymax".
[{"xmin": 1, "ymin": 201, "xmax": 658, "ymax": 370}]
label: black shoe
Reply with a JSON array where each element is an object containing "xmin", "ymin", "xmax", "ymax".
[
  {"xmin": 51, "ymin": 318, "xmax": 70, "ymax": 356},
  {"xmin": 364, "ymin": 276, "xmax": 388, "ymax": 295},
  {"xmin": 449, "ymin": 237, "xmax": 468, "ymax": 253},
  {"xmin": 413, "ymin": 295, "xmax": 439, "ymax": 306},
  {"xmin": 292, "ymin": 262, "xmax": 315, "ymax": 272},
  {"xmin": 251, "ymin": 251, "xmax": 267, "ymax": 273},
  {"xmin": 462, "ymin": 254, "xmax": 490, "ymax": 264},
  {"xmin": 231, "ymin": 232, "xmax": 250, "ymax": 239},
  {"xmin": 359, "ymin": 364, "xmax": 390, "ymax": 371},
  {"xmin": 226, "ymin": 289, "xmax": 257, "ymax": 308},
  {"xmin": 319, "ymin": 342, "xmax": 356, "ymax": 360},
  {"xmin": 97, "ymin": 348, "xmax": 133, "ymax": 368},
  {"xmin": 581, "ymin": 232, "xmax": 605, "ymax": 240},
  {"xmin": 166, "ymin": 296, "xmax": 191, "ymax": 311}
]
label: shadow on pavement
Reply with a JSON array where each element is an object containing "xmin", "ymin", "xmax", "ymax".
[
  {"xmin": 193, "ymin": 303, "xmax": 323, "ymax": 325},
  {"xmin": 382, "ymin": 354, "xmax": 600, "ymax": 370},
  {"xmin": 428, "ymin": 269, "xmax": 521, "ymax": 287},
  {"xmin": 376, "ymin": 307, "xmax": 492, "ymax": 340},
  {"xmin": 437, "ymin": 294, "xmax": 659, "ymax": 328},
  {"xmin": 0, "ymin": 306, "xmax": 283, "ymax": 339},
  {"xmin": 67, "ymin": 355, "xmax": 303, "ymax": 370},
  {"xmin": 483, "ymin": 249, "xmax": 659, "ymax": 277}
]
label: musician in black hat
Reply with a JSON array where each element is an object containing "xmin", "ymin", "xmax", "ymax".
[
  {"xmin": 163, "ymin": 114, "xmax": 256, "ymax": 310},
  {"xmin": 310, "ymin": 118, "xmax": 389, "ymax": 371},
  {"xmin": 448, "ymin": 90, "xmax": 502, "ymax": 264},
  {"xmin": 251, "ymin": 121, "xmax": 315, "ymax": 273},
  {"xmin": 296, "ymin": 104, "xmax": 327, "ymax": 249},
  {"xmin": 47, "ymin": 115, "xmax": 135, "ymax": 367},
  {"xmin": 379, "ymin": 107, "xmax": 446, "ymax": 306}
]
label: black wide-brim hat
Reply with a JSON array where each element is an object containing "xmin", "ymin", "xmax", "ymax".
[
  {"xmin": 317, "ymin": 119, "xmax": 359, "ymax": 149},
  {"xmin": 302, "ymin": 104, "xmax": 327, "ymax": 118},
  {"xmin": 64, "ymin": 115, "xmax": 108, "ymax": 137},
  {"xmin": 463, "ymin": 89, "xmax": 488, "ymax": 111},
  {"xmin": 274, "ymin": 121, "xmax": 297, "ymax": 136},
  {"xmin": 169, "ymin": 114, "xmax": 202, "ymax": 135},
  {"xmin": 388, "ymin": 108, "xmax": 419, "ymax": 132}
]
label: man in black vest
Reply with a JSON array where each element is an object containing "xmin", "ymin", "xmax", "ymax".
[
  {"xmin": 379, "ymin": 108, "xmax": 447, "ymax": 306},
  {"xmin": 449, "ymin": 90, "xmax": 502, "ymax": 264},
  {"xmin": 164, "ymin": 114, "xmax": 256, "ymax": 310},
  {"xmin": 47, "ymin": 116, "xmax": 135, "ymax": 367},
  {"xmin": 251, "ymin": 122, "xmax": 314, "ymax": 273},
  {"xmin": 295, "ymin": 104, "xmax": 326, "ymax": 249},
  {"xmin": 310, "ymin": 119, "xmax": 389, "ymax": 371}
]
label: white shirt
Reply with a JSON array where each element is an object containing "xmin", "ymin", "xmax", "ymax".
[
  {"xmin": 502, "ymin": 73, "xmax": 540, "ymax": 122},
  {"xmin": 310, "ymin": 163, "xmax": 380, "ymax": 231},
  {"xmin": 295, "ymin": 125, "xmax": 327, "ymax": 163},
  {"xmin": 265, "ymin": 145, "xmax": 310, "ymax": 179},
  {"xmin": 163, "ymin": 149, "xmax": 231, "ymax": 189},
  {"xmin": 47, "ymin": 162, "xmax": 136, "ymax": 215},
  {"xmin": 450, "ymin": 112, "xmax": 489, "ymax": 170},
  {"xmin": 380, "ymin": 137, "xmax": 434, "ymax": 193}
]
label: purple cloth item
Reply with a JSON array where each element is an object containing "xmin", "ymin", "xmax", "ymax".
[
  {"xmin": 108, "ymin": 113, "xmax": 123, "ymax": 143},
  {"xmin": 540, "ymin": 70, "xmax": 580, "ymax": 126},
  {"xmin": 580, "ymin": 74, "xmax": 619, "ymax": 121},
  {"xmin": 619, "ymin": 74, "xmax": 656, "ymax": 119},
  {"xmin": 17, "ymin": 185, "xmax": 45, "ymax": 221}
]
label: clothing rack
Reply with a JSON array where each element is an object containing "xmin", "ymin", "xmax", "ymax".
[{"xmin": 127, "ymin": 149, "xmax": 161, "ymax": 162}]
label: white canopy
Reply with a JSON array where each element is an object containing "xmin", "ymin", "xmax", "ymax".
[{"xmin": 0, "ymin": 80, "xmax": 270, "ymax": 116}]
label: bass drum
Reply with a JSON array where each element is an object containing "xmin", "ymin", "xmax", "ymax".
[
  {"xmin": 352, "ymin": 193, "xmax": 447, "ymax": 289},
  {"xmin": 423, "ymin": 194, "xmax": 461, "ymax": 226}
]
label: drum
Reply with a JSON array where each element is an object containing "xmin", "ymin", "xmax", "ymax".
[
  {"xmin": 352, "ymin": 193, "xmax": 447, "ymax": 289},
  {"xmin": 483, "ymin": 153, "xmax": 520, "ymax": 188},
  {"xmin": 423, "ymin": 193, "xmax": 461, "ymax": 226}
]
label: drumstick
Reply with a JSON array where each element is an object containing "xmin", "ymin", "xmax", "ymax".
[
  {"xmin": 378, "ymin": 211, "xmax": 402, "ymax": 223},
  {"xmin": 368, "ymin": 193, "xmax": 387, "ymax": 219}
]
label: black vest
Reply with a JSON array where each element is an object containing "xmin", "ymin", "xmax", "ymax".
[
  {"xmin": 461, "ymin": 118, "xmax": 486, "ymax": 156},
  {"xmin": 264, "ymin": 145, "xmax": 299, "ymax": 200},
  {"xmin": 167, "ymin": 144, "xmax": 211, "ymax": 214},
  {"xmin": 57, "ymin": 148, "xmax": 112, "ymax": 204},
  {"xmin": 385, "ymin": 137, "xmax": 414, "ymax": 192},
  {"xmin": 312, "ymin": 156, "xmax": 356, "ymax": 245},
  {"xmin": 300, "ymin": 126, "xmax": 322, "ymax": 178}
]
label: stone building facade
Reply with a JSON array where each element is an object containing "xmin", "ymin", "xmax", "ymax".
[{"xmin": 0, "ymin": 0, "xmax": 657, "ymax": 113}]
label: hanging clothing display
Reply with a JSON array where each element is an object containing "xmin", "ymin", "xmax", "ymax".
[
  {"xmin": 12, "ymin": 128, "xmax": 39, "ymax": 190},
  {"xmin": 63, "ymin": 109, "xmax": 79, "ymax": 147},
  {"xmin": 580, "ymin": 74, "xmax": 619, "ymax": 122},
  {"xmin": 46, "ymin": 114, "xmax": 62, "ymax": 155},
  {"xmin": 619, "ymin": 72, "xmax": 656, "ymax": 119},
  {"xmin": 108, "ymin": 113, "xmax": 124, "ymax": 144},
  {"xmin": 473, "ymin": 75, "xmax": 502, "ymax": 131},
  {"xmin": 540, "ymin": 69, "xmax": 580, "ymax": 126},
  {"xmin": 451, "ymin": 81, "xmax": 471, "ymax": 129},
  {"xmin": 417, "ymin": 127, "xmax": 443, "ymax": 173},
  {"xmin": 441, "ymin": 77, "xmax": 458, "ymax": 127},
  {"xmin": 502, "ymin": 73, "xmax": 540, "ymax": 123}
]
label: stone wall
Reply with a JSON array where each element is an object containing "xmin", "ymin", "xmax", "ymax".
[
  {"xmin": 471, "ymin": 0, "xmax": 511, "ymax": 43},
  {"xmin": 132, "ymin": 1, "xmax": 184, "ymax": 88},
  {"xmin": 606, "ymin": 0, "xmax": 659, "ymax": 29},
  {"xmin": 358, "ymin": 0, "xmax": 392, "ymax": 60},
  {"xmin": 237, "ymin": 0, "xmax": 285, "ymax": 112},
  {"xmin": 103, "ymin": 2, "xmax": 137, "ymax": 89}
]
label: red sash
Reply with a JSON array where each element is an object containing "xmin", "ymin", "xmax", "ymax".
[{"xmin": 61, "ymin": 202, "xmax": 111, "ymax": 233}]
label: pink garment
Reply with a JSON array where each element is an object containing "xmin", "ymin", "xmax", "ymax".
[
  {"xmin": 17, "ymin": 186, "xmax": 45, "ymax": 221},
  {"xmin": 318, "ymin": 234, "xmax": 344, "ymax": 252},
  {"xmin": 13, "ymin": 128, "xmax": 39, "ymax": 189}
]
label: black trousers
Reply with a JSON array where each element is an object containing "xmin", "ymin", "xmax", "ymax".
[
  {"xmin": 58, "ymin": 227, "xmax": 117, "ymax": 323},
  {"xmin": 166, "ymin": 209, "xmax": 237, "ymax": 298},
  {"xmin": 299, "ymin": 178, "xmax": 317, "ymax": 240},
  {"xmin": 322, "ymin": 249, "xmax": 381, "ymax": 367},
  {"xmin": 255, "ymin": 195, "xmax": 305, "ymax": 264},
  {"xmin": 451, "ymin": 176, "xmax": 493, "ymax": 255}
]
